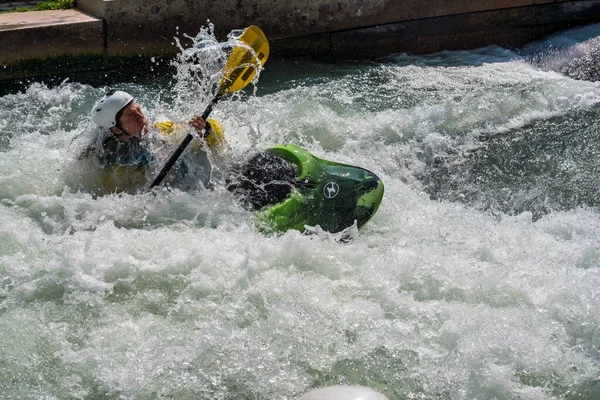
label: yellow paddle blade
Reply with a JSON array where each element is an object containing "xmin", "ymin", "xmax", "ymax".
[{"xmin": 218, "ymin": 25, "xmax": 270, "ymax": 96}]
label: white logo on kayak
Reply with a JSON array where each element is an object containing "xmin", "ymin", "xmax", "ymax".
[{"xmin": 323, "ymin": 182, "xmax": 339, "ymax": 199}]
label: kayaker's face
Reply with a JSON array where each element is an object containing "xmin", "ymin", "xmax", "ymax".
[{"xmin": 115, "ymin": 101, "xmax": 149, "ymax": 139}]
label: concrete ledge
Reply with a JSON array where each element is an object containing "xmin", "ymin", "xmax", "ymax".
[
  {"xmin": 0, "ymin": 10, "xmax": 103, "ymax": 64},
  {"xmin": 0, "ymin": 9, "xmax": 96, "ymax": 30}
]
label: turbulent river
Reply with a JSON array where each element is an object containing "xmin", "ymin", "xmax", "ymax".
[{"xmin": 1, "ymin": 23, "xmax": 600, "ymax": 399}]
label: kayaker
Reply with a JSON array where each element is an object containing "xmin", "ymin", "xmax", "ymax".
[
  {"xmin": 79, "ymin": 89, "xmax": 226, "ymax": 194},
  {"xmin": 75, "ymin": 90, "xmax": 383, "ymax": 233}
]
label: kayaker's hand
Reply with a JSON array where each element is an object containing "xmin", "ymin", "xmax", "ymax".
[{"xmin": 188, "ymin": 115, "xmax": 207, "ymax": 136}]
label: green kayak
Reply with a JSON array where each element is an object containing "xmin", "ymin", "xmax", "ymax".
[{"xmin": 246, "ymin": 145, "xmax": 384, "ymax": 234}]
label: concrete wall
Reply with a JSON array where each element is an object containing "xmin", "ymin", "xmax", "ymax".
[
  {"xmin": 3, "ymin": 0, "xmax": 600, "ymax": 80},
  {"xmin": 0, "ymin": 10, "xmax": 103, "ymax": 63},
  {"xmin": 328, "ymin": 1, "xmax": 600, "ymax": 58},
  {"xmin": 75, "ymin": 0, "xmax": 600, "ymax": 59},
  {"xmin": 0, "ymin": 10, "xmax": 104, "ymax": 80}
]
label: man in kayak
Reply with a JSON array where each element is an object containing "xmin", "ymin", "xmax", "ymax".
[
  {"xmin": 77, "ymin": 91, "xmax": 383, "ymax": 233},
  {"xmin": 79, "ymin": 89, "xmax": 226, "ymax": 195}
]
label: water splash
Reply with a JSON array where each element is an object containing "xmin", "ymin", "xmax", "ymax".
[
  {"xmin": 521, "ymin": 22, "xmax": 600, "ymax": 81},
  {"xmin": 169, "ymin": 24, "xmax": 268, "ymax": 120}
]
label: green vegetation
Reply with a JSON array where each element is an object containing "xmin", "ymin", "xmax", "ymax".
[
  {"xmin": 34, "ymin": 0, "xmax": 74, "ymax": 10},
  {"xmin": 1, "ymin": 0, "xmax": 74, "ymax": 13}
]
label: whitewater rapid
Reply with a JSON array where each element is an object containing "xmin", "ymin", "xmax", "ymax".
[{"xmin": 1, "ymin": 23, "xmax": 599, "ymax": 399}]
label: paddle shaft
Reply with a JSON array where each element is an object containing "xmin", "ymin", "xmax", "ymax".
[{"xmin": 149, "ymin": 95, "xmax": 222, "ymax": 188}]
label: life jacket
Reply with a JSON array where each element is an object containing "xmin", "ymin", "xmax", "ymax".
[{"xmin": 93, "ymin": 118, "xmax": 225, "ymax": 194}]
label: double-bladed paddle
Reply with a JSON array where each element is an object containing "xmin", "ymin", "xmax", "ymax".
[{"xmin": 149, "ymin": 25, "xmax": 269, "ymax": 188}]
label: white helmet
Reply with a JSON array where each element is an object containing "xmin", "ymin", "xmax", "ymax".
[{"xmin": 91, "ymin": 90, "xmax": 134, "ymax": 129}]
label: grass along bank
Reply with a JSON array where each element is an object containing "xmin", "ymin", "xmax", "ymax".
[{"xmin": 0, "ymin": 0, "xmax": 73, "ymax": 13}]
